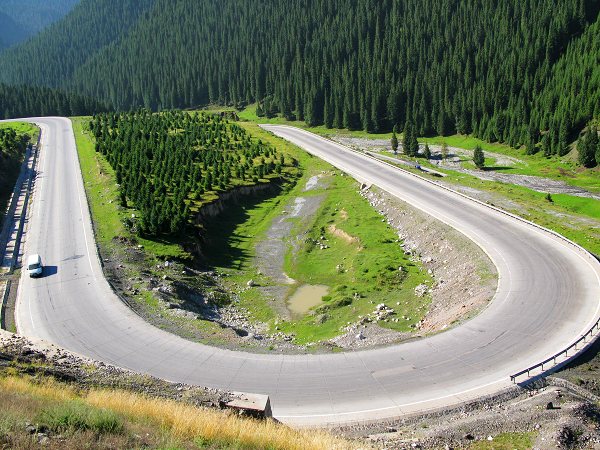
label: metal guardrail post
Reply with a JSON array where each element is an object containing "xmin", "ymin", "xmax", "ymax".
[{"xmin": 509, "ymin": 316, "xmax": 600, "ymax": 383}]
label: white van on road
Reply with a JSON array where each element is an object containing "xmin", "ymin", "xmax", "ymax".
[{"xmin": 26, "ymin": 254, "xmax": 43, "ymax": 277}]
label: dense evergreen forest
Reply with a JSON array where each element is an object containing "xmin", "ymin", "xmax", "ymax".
[
  {"xmin": 90, "ymin": 111, "xmax": 288, "ymax": 236},
  {"xmin": 0, "ymin": 83, "xmax": 105, "ymax": 119},
  {"xmin": 1, "ymin": 0, "xmax": 599, "ymax": 158},
  {"xmin": 0, "ymin": 0, "xmax": 79, "ymax": 50}
]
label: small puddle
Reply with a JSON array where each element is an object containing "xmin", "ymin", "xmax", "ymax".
[{"xmin": 287, "ymin": 284, "xmax": 329, "ymax": 316}]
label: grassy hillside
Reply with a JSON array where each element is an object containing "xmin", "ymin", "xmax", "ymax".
[{"xmin": 0, "ymin": 370, "xmax": 351, "ymax": 449}]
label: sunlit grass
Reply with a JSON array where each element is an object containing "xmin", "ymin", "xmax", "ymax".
[{"xmin": 0, "ymin": 376, "xmax": 353, "ymax": 450}]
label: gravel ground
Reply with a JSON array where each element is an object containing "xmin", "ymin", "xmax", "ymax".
[
  {"xmin": 362, "ymin": 187, "xmax": 497, "ymax": 334},
  {"xmin": 351, "ymin": 384, "xmax": 600, "ymax": 449},
  {"xmin": 254, "ymin": 173, "xmax": 328, "ymax": 319},
  {"xmin": 333, "ymin": 135, "xmax": 600, "ymax": 200}
]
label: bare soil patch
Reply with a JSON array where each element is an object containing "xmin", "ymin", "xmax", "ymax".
[{"xmin": 327, "ymin": 224, "xmax": 361, "ymax": 247}]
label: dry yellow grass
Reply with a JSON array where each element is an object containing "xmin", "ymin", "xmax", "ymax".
[
  {"xmin": 0, "ymin": 376, "xmax": 77, "ymax": 402},
  {"xmin": 86, "ymin": 390, "xmax": 354, "ymax": 450},
  {"xmin": 0, "ymin": 376, "xmax": 356, "ymax": 449}
]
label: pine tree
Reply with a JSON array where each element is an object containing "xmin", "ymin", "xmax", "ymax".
[
  {"xmin": 441, "ymin": 142, "xmax": 449, "ymax": 161},
  {"xmin": 402, "ymin": 121, "xmax": 419, "ymax": 157},
  {"xmin": 596, "ymin": 133, "xmax": 600, "ymax": 167},
  {"xmin": 473, "ymin": 145, "xmax": 485, "ymax": 169},
  {"xmin": 391, "ymin": 126, "xmax": 399, "ymax": 155},
  {"xmin": 578, "ymin": 127, "xmax": 599, "ymax": 168},
  {"xmin": 424, "ymin": 143, "xmax": 431, "ymax": 160},
  {"xmin": 557, "ymin": 120, "xmax": 570, "ymax": 156}
]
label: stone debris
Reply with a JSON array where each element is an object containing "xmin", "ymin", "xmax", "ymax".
[
  {"xmin": 414, "ymin": 284, "xmax": 429, "ymax": 297},
  {"xmin": 341, "ymin": 383, "xmax": 600, "ymax": 449}
]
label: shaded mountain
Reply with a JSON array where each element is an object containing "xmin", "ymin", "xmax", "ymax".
[
  {"xmin": 0, "ymin": 0, "xmax": 79, "ymax": 50},
  {"xmin": 0, "ymin": 0, "xmax": 156, "ymax": 88},
  {"xmin": 0, "ymin": 11, "xmax": 27, "ymax": 50}
]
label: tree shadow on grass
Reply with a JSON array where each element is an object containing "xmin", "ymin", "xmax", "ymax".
[
  {"xmin": 483, "ymin": 166, "xmax": 514, "ymax": 172},
  {"xmin": 201, "ymin": 185, "xmax": 283, "ymax": 270}
]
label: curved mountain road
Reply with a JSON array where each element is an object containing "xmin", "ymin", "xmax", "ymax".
[{"xmin": 7, "ymin": 117, "xmax": 600, "ymax": 426}]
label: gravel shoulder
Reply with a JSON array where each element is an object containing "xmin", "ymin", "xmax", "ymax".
[
  {"xmin": 344, "ymin": 380, "xmax": 600, "ymax": 449},
  {"xmin": 333, "ymin": 135, "xmax": 600, "ymax": 200}
]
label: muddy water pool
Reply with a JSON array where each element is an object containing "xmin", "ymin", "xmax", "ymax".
[{"xmin": 287, "ymin": 284, "xmax": 329, "ymax": 315}]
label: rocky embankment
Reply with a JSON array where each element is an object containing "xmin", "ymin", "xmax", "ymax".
[
  {"xmin": 0, "ymin": 329, "xmax": 226, "ymax": 408},
  {"xmin": 329, "ymin": 186, "xmax": 498, "ymax": 349},
  {"xmin": 339, "ymin": 380, "xmax": 600, "ymax": 449}
]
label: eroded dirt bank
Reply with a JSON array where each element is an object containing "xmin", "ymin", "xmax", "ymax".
[{"xmin": 328, "ymin": 186, "xmax": 497, "ymax": 349}]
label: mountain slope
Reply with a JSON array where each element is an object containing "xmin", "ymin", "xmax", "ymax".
[
  {"xmin": 0, "ymin": 12, "xmax": 27, "ymax": 50},
  {"xmin": 535, "ymin": 15, "xmax": 600, "ymax": 146},
  {"xmin": 0, "ymin": 0, "xmax": 156, "ymax": 88},
  {"xmin": 1, "ymin": 0, "xmax": 599, "ymax": 154},
  {"xmin": 0, "ymin": 0, "xmax": 79, "ymax": 50}
]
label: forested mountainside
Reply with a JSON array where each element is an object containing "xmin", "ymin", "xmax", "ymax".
[
  {"xmin": 1, "ymin": 0, "xmax": 599, "ymax": 155},
  {"xmin": 0, "ymin": 0, "xmax": 79, "ymax": 50},
  {"xmin": 0, "ymin": 0, "xmax": 154, "ymax": 87},
  {"xmin": 0, "ymin": 83, "xmax": 105, "ymax": 119}
]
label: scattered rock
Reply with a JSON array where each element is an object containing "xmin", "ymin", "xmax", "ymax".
[{"xmin": 414, "ymin": 284, "xmax": 429, "ymax": 297}]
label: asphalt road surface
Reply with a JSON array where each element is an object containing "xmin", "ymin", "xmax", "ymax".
[{"xmin": 9, "ymin": 117, "xmax": 600, "ymax": 425}]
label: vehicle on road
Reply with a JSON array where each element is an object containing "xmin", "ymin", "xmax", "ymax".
[{"xmin": 26, "ymin": 254, "xmax": 43, "ymax": 277}]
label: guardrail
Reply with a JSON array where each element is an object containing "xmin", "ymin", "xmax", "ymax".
[
  {"xmin": 510, "ymin": 317, "xmax": 600, "ymax": 382},
  {"xmin": 10, "ymin": 143, "xmax": 39, "ymax": 272},
  {"xmin": 263, "ymin": 126, "xmax": 600, "ymax": 385},
  {"xmin": 0, "ymin": 142, "xmax": 34, "ymax": 270}
]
